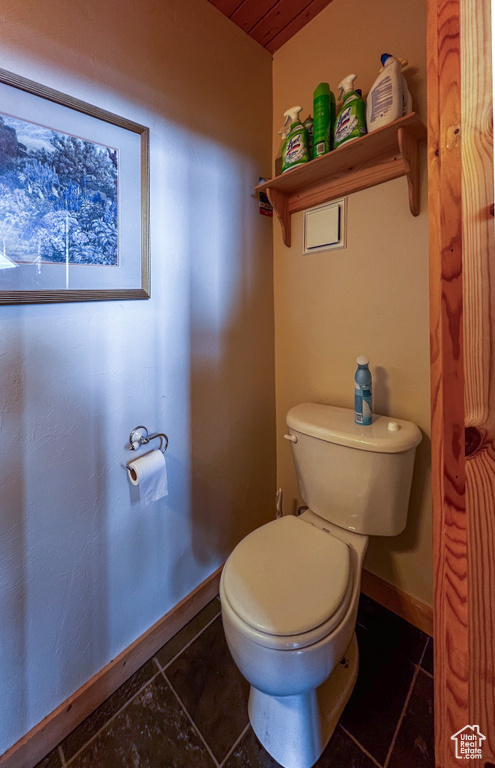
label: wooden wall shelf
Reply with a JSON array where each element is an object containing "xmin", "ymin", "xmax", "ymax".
[{"xmin": 256, "ymin": 113, "xmax": 427, "ymax": 247}]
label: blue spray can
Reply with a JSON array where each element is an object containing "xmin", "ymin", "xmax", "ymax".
[{"xmin": 354, "ymin": 356, "xmax": 372, "ymax": 425}]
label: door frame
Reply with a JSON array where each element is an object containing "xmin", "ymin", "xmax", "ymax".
[{"xmin": 427, "ymin": 0, "xmax": 495, "ymax": 764}]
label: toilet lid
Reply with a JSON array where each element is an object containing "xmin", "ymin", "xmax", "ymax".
[{"xmin": 222, "ymin": 516, "xmax": 351, "ymax": 638}]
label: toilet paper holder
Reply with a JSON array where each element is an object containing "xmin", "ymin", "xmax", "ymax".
[{"xmin": 129, "ymin": 425, "xmax": 169, "ymax": 454}]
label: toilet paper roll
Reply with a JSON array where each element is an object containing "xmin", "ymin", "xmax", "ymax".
[{"xmin": 127, "ymin": 450, "xmax": 168, "ymax": 504}]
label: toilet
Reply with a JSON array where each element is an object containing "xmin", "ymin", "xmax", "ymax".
[{"xmin": 220, "ymin": 403, "xmax": 422, "ymax": 768}]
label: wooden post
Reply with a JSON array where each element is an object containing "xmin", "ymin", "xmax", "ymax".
[
  {"xmin": 428, "ymin": 0, "xmax": 495, "ymax": 763},
  {"xmin": 461, "ymin": 0, "xmax": 495, "ymax": 761},
  {"xmin": 427, "ymin": 0, "xmax": 469, "ymax": 765}
]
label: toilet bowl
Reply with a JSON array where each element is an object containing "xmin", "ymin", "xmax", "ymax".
[
  {"xmin": 221, "ymin": 512, "xmax": 368, "ymax": 768},
  {"xmin": 220, "ymin": 404, "xmax": 421, "ymax": 768}
]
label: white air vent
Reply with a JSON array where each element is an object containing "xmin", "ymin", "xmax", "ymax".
[{"xmin": 303, "ymin": 198, "xmax": 347, "ymax": 254}]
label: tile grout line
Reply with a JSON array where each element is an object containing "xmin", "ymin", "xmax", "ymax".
[
  {"xmin": 60, "ymin": 604, "xmax": 221, "ymax": 766},
  {"xmin": 50, "ymin": 604, "xmax": 430, "ymax": 768},
  {"xmin": 218, "ymin": 722, "xmax": 251, "ymax": 768},
  {"xmin": 416, "ymin": 637, "xmax": 433, "ymax": 678},
  {"xmin": 161, "ymin": 607, "xmax": 222, "ymax": 672},
  {"xmin": 417, "ymin": 636, "xmax": 429, "ymax": 667},
  {"xmin": 47, "ymin": 604, "xmax": 431, "ymax": 768},
  {"xmin": 159, "ymin": 665, "xmax": 220, "ymax": 768},
  {"xmin": 57, "ymin": 745, "xmax": 66, "ymax": 768},
  {"xmin": 338, "ymin": 725, "xmax": 384, "ymax": 768},
  {"xmin": 358, "ymin": 620, "xmax": 430, "ymax": 671},
  {"xmin": 63, "ymin": 669, "xmax": 162, "ymax": 766},
  {"xmin": 420, "ymin": 666, "xmax": 433, "ymax": 680},
  {"xmin": 382, "ymin": 663, "xmax": 421, "ymax": 768}
]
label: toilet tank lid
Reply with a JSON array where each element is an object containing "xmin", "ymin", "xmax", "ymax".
[{"xmin": 286, "ymin": 404, "xmax": 422, "ymax": 453}]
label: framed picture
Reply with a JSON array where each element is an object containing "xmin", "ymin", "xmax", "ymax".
[{"xmin": 0, "ymin": 68, "xmax": 150, "ymax": 304}]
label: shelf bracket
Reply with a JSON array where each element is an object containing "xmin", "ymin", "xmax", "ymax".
[
  {"xmin": 267, "ymin": 187, "xmax": 291, "ymax": 247},
  {"xmin": 398, "ymin": 126, "xmax": 420, "ymax": 216},
  {"xmin": 256, "ymin": 115, "xmax": 426, "ymax": 246}
]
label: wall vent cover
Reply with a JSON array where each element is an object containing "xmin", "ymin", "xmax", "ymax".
[{"xmin": 303, "ymin": 198, "xmax": 347, "ymax": 254}]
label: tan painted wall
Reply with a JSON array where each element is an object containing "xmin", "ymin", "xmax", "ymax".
[
  {"xmin": 273, "ymin": 0, "xmax": 432, "ymax": 606},
  {"xmin": 0, "ymin": 0, "xmax": 275, "ymax": 753}
]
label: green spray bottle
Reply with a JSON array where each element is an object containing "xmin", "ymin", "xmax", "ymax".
[
  {"xmin": 275, "ymin": 125, "xmax": 287, "ymax": 176},
  {"xmin": 334, "ymin": 74, "xmax": 367, "ymax": 149},
  {"xmin": 313, "ymin": 82, "xmax": 336, "ymax": 157},
  {"xmin": 282, "ymin": 106, "xmax": 310, "ymax": 173},
  {"xmin": 303, "ymin": 115, "xmax": 314, "ymax": 158}
]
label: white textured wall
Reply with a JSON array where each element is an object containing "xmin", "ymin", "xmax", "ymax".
[{"xmin": 0, "ymin": 0, "xmax": 275, "ymax": 753}]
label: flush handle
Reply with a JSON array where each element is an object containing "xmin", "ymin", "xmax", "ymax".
[{"xmin": 284, "ymin": 433, "xmax": 298, "ymax": 443}]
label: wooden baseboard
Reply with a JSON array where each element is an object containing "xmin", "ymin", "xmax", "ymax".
[
  {"xmin": 361, "ymin": 569, "xmax": 433, "ymax": 637},
  {"xmin": 0, "ymin": 565, "xmax": 223, "ymax": 768},
  {"xmin": 2, "ymin": 563, "xmax": 431, "ymax": 768}
]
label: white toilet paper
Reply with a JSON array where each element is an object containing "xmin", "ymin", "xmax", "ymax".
[{"xmin": 127, "ymin": 450, "xmax": 168, "ymax": 504}]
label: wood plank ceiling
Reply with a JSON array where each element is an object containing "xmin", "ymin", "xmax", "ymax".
[{"xmin": 208, "ymin": 0, "xmax": 335, "ymax": 54}]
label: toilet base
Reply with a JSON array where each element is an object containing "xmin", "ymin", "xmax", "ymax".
[{"xmin": 248, "ymin": 633, "xmax": 359, "ymax": 768}]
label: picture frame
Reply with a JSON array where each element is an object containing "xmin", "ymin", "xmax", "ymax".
[{"xmin": 0, "ymin": 67, "xmax": 150, "ymax": 304}]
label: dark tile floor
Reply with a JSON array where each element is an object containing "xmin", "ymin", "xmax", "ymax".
[{"xmin": 35, "ymin": 593, "xmax": 434, "ymax": 768}]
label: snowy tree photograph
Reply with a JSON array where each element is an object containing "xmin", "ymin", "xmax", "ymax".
[{"xmin": 0, "ymin": 113, "xmax": 118, "ymax": 267}]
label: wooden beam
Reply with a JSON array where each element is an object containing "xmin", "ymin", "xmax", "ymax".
[
  {"xmin": 264, "ymin": 0, "xmax": 335, "ymax": 54},
  {"xmin": 207, "ymin": 0, "xmax": 243, "ymax": 18},
  {"xmin": 461, "ymin": 0, "xmax": 495, "ymax": 760},
  {"xmin": 249, "ymin": 0, "xmax": 310, "ymax": 48},
  {"xmin": 231, "ymin": 0, "xmax": 280, "ymax": 33},
  {"xmin": 427, "ymin": 1, "xmax": 468, "ymax": 766}
]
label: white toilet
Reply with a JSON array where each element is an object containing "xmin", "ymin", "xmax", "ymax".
[{"xmin": 220, "ymin": 403, "xmax": 421, "ymax": 768}]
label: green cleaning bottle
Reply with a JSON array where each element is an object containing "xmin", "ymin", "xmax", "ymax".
[
  {"xmin": 313, "ymin": 82, "xmax": 336, "ymax": 158},
  {"xmin": 303, "ymin": 115, "xmax": 314, "ymax": 158},
  {"xmin": 275, "ymin": 125, "xmax": 286, "ymax": 176},
  {"xmin": 334, "ymin": 74, "xmax": 367, "ymax": 149},
  {"xmin": 282, "ymin": 106, "xmax": 309, "ymax": 173}
]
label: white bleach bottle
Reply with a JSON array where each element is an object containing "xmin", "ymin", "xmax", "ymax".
[
  {"xmin": 367, "ymin": 53, "xmax": 405, "ymax": 132},
  {"xmin": 398, "ymin": 57, "xmax": 413, "ymax": 116}
]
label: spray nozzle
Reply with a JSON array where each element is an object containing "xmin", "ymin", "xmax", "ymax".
[
  {"xmin": 338, "ymin": 74, "xmax": 357, "ymax": 100},
  {"xmin": 283, "ymin": 106, "xmax": 303, "ymax": 128}
]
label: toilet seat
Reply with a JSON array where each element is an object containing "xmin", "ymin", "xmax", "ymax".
[{"xmin": 222, "ymin": 515, "xmax": 353, "ymax": 650}]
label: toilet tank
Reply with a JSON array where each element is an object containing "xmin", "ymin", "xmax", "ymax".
[{"xmin": 286, "ymin": 404, "xmax": 422, "ymax": 537}]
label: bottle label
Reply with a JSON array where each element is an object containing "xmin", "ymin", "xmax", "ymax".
[
  {"xmin": 355, "ymin": 382, "xmax": 372, "ymax": 392},
  {"xmin": 335, "ymin": 106, "xmax": 358, "ymax": 143},
  {"xmin": 284, "ymin": 133, "xmax": 307, "ymax": 166},
  {"xmin": 304, "ymin": 120, "xmax": 314, "ymax": 138},
  {"xmin": 355, "ymin": 387, "xmax": 372, "ymax": 425},
  {"xmin": 370, "ymin": 75, "xmax": 393, "ymax": 121},
  {"xmin": 315, "ymin": 140, "xmax": 326, "ymax": 156}
]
